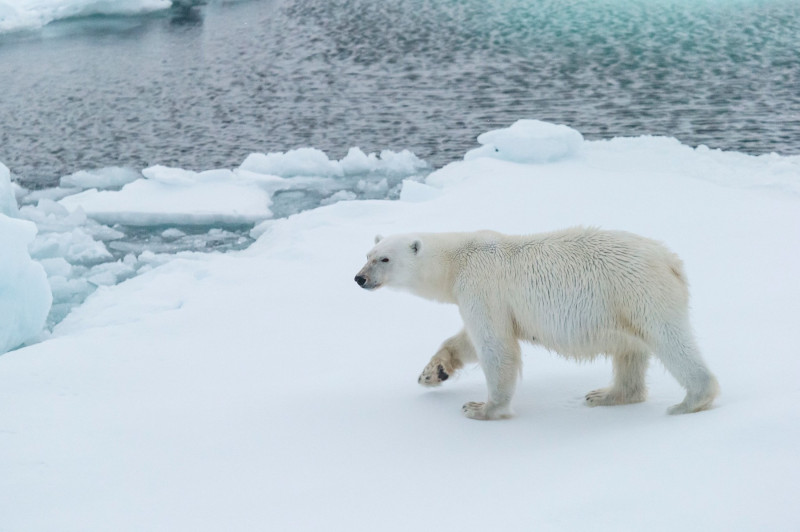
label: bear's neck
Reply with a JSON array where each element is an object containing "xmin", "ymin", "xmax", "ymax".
[
  {"xmin": 405, "ymin": 236, "xmax": 460, "ymax": 304},
  {"xmin": 407, "ymin": 266, "xmax": 457, "ymax": 304}
]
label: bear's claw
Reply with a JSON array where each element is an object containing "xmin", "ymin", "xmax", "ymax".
[{"xmin": 585, "ymin": 388, "xmax": 614, "ymax": 406}]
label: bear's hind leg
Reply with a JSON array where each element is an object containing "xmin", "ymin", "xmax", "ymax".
[
  {"xmin": 585, "ymin": 349, "xmax": 649, "ymax": 407},
  {"xmin": 418, "ymin": 328, "xmax": 477, "ymax": 387},
  {"xmin": 653, "ymin": 321, "xmax": 719, "ymax": 414}
]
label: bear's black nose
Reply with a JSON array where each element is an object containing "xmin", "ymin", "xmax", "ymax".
[{"xmin": 355, "ymin": 275, "xmax": 367, "ymax": 286}]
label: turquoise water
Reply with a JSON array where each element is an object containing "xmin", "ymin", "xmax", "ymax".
[{"xmin": 1, "ymin": 0, "xmax": 798, "ymax": 187}]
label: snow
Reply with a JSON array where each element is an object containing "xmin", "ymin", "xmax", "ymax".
[
  {"xmin": 0, "ymin": 0, "xmax": 170, "ymax": 33},
  {"xmin": 1, "ymin": 121, "xmax": 799, "ymax": 530}
]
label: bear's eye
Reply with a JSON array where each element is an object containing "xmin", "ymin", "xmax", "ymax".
[{"xmin": 380, "ymin": 257, "xmax": 390, "ymax": 263}]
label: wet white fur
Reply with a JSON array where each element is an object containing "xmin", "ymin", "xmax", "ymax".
[{"xmin": 356, "ymin": 227, "xmax": 719, "ymax": 420}]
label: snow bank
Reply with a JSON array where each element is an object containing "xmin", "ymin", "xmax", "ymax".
[
  {"xmin": 583, "ymin": 135, "xmax": 800, "ymax": 196},
  {"xmin": 1, "ymin": 122, "xmax": 798, "ymax": 530},
  {"xmin": 0, "ymin": 0, "xmax": 170, "ymax": 33}
]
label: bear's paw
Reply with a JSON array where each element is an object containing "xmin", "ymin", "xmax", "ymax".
[
  {"xmin": 418, "ymin": 361, "xmax": 451, "ymax": 387},
  {"xmin": 585, "ymin": 387, "xmax": 647, "ymax": 407},
  {"xmin": 462, "ymin": 401, "xmax": 513, "ymax": 420}
]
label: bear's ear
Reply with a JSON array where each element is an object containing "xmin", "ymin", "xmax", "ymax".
[
  {"xmin": 410, "ymin": 240, "xmax": 421, "ymax": 254},
  {"xmin": 374, "ymin": 234, "xmax": 383, "ymax": 244}
]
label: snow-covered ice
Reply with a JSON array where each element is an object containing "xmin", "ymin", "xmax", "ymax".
[
  {"xmin": 1, "ymin": 121, "xmax": 799, "ymax": 530},
  {"xmin": 0, "ymin": 0, "xmax": 170, "ymax": 33}
]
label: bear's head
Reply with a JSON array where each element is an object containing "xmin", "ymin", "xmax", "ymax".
[{"xmin": 354, "ymin": 234, "xmax": 421, "ymax": 291}]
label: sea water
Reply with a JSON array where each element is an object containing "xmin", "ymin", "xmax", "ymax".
[{"xmin": 1, "ymin": 0, "xmax": 798, "ymax": 188}]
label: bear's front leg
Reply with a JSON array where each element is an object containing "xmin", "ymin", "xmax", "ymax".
[
  {"xmin": 418, "ymin": 328, "xmax": 477, "ymax": 387},
  {"xmin": 460, "ymin": 312, "xmax": 521, "ymax": 420},
  {"xmin": 585, "ymin": 349, "xmax": 649, "ymax": 407}
]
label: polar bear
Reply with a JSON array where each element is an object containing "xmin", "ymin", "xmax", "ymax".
[{"xmin": 354, "ymin": 227, "xmax": 719, "ymax": 420}]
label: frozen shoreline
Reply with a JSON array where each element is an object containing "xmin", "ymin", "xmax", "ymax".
[
  {"xmin": 1, "ymin": 121, "xmax": 799, "ymax": 530},
  {"xmin": 3, "ymin": 146, "xmax": 428, "ymax": 330}
]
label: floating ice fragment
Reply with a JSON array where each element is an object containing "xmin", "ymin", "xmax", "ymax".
[
  {"xmin": 61, "ymin": 167, "xmax": 140, "ymax": 191},
  {"xmin": 59, "ymin": 166, "xmax": 272, "ymax": 226},
  {"xmin": 376, "ymin": 149, "xmax": 429, "ymax": 176},
  {"xmin": 240, "ymin": 148, "xmax": 344, "ymax": 178},
  {"xmin": 86, "ymin": 261, "xmax": 136, "ymax": 287},
  {"xmin": 162, "ymin": 228, "xmax": 187, "ymax": 240},
  {"xmin": 11, "ymin": 181, "xmax": 26, "ymax": 203},
  {"xmin": 35, "ymin": 198, "xmax": 70, "ymax": 217},
  {"xmin": 38, "ymin": 257, "xmax": 73, "ymax": 278},
  {"xmin": 339, "ymin": 148, "xmax": 377, "ymax": 175},
  {"xmin": 47, "ymin": 276, "xmax": 93, "ymax": 304},
  {"xmin": 240, "ymin": 146, "xmax": 428, "ymax": 178},
  {"xmin": 357, "ymin": 178, "xmax": 389, "ymax": 195},
  {"xmin": 320, "ymin": 190, "xmax": 358, "ymax": 206},
  {"xmin": 0, "ymin": 162, "xmax": 19, "ymax": 216},
  {"xmin": 18, "ymin": 186, "xmax": 80, "ymax": 205},
  {"xmin": 464, "ymin": 119, "xmax": 584, "ymax": 164},
  {"xmin": 28, "ymin": 228, "xmax": 112, "ymax": 265}
]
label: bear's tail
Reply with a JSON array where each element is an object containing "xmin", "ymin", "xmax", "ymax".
[{"xmin": 667, "ymin": 253, "xmax": 688, "ymax": 287}]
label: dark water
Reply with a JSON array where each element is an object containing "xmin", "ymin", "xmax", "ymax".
[{"xmin": 1, "ymin": 0, "xmax": 799, "ymax": 188}]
